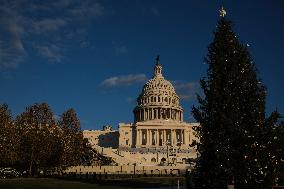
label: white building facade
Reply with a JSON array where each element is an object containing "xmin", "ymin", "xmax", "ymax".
[
  {"xmin": 84, "ymin": 57, "xmax": 198, "ymax": 166},
  {"xmin": 119, "ymin": 57, "xmax": 198, "ymax": 150}
]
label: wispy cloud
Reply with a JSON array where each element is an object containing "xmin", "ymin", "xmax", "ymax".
[
  {"xmin": 35, "ymin": 44, "xmax": 64, "ymax": 63},
  {"xmin": 0, "ymin": 0, "xmax": 104, "ymax": 69},
  {"xmin": 115, "ymin": 45, "xmax": 128, "ymax": 55},
  {"xmin": 172, "ymin": 81, "xmax": 200, "ymax": 101},
  {"xmin": 101, "ymin": 74, "xmax": 147, "ymax": 87},
  {"xmin": 68, "ymin": 1, "xmax": 104, "ymax": 18},
  {"xmin": 112, "ymin": 41, "xmax": 128, "ymax": 55},
  {"xmin": 32, "ymin": 18, "xmax": 67, "ymax": 34},
  {"xmin": 0, "ymin": 4, "xmax": 26, "ymax": 69}
]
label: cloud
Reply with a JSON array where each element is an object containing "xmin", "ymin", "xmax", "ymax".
[
  {"xmin": 0, "ymin": 5, "xmax": 26, "ymax": 69},
  {"xmin": 68, "ymin": 1, "xmax": 104, "ymax": 18},
  {"xmin": 172, "ymin": 81, "xmax": 200, "ymax": 101},
  {"xmin": 33, "ymin": 18, "xmax": 67, "ymax": 34},
  {"xmin": 0, "ymin": 0, "xmax": 104, "ymax": 68},
  {"xmin": 115, "ymin": 45, "xmax": 128, "ymax": 55},
  {"xmin": 101, "ymin": 74, "xmax": 147, "ymax": 87},
  {"xmin": 0, "ymin": 40, "xmax": 25, "ymax": 69},
  {"xmin": 112, "ymin": 41, "xmax": 128, "ymax": 55},
  {"xmin": 35, "ymin": 44, "xmax": 63, "ymax": 63}
]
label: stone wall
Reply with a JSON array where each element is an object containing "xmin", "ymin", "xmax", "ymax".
[
  {"xmin": 83, "ymin": 130, "xmax": 119, "ymax": 148},
  {"xmin": 65, "ymin": 165, "xmax": 192, "ymax": 175}
]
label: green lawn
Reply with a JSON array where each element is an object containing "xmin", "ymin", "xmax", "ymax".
[
  {"xmin": 0, "ymin": 177, "xmax": 185, "ymax": 189},
  {"xmin": 0, "ymin": 178, "xmax": 130, "ymax": 189}
]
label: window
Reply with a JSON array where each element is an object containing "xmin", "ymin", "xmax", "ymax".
[{"xmin": 125, "ymin": 132, "xmax": 128, "ymax": 135}]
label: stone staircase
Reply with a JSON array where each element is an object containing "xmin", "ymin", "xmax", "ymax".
[{"xmin": 92, "ymin": 146, "xmax": 142, "ymax": 165}]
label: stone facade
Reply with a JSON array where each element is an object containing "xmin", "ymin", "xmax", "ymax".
[
  {"xmin": 83, "ymin": 125, "xmax": 119, "ymax": 148},
  {"xmin": 84, "ymin": 57, "xmax": 198, "ymax": 166},
  {"xmin": 119, "ymin": 57, "xmax": 198, "ymax": 149}
]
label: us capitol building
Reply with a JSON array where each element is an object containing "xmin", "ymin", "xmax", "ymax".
[{"xmin": 83, "ymin": 56, "xmax": 198, "ymax": 166}]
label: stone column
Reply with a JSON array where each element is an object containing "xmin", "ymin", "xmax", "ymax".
[
  {"xmin": 176, "ymin": 112, "xmax": 179, "ymax": 121},
  {"xmin": 149, "ymin": 130, "xmax": 152, "ymax": 146},
  {"xmin": 145, "ymin": 109, "xmax": 147, "ymax": 120},
  {"xmin": 159, "ymin": 130, "xmax": 163, "ymax": 146},
  {"xmin": 139, "ymin": 129, "xmax": 142, "ymax": 145},
  {"xmin": 173, "ymin": 129, "xmax": 177, "ymax": 146},
  {"xmin": 136, "ymin": 129, "xmax": 140, "ymax": 146},
  {"xmin": 141, "ymin": 129, "xmax": 144, "ymax": 145},
  {"xmin": 156, "ymin": 130, "xmax": 159, "ymax": 146},
  {"xmin": 174, "ymin": 129, "xmax": 176, "ymax": 146},
  {"xmin": 181, "ymin": 130, "xmax": 184, "ymax": 144},
  {"xmin": 146, "ymin": 129, "xmax": 149, "ymax": 145},
  {"xmin": 162, "ymin": 130, "xmax": 166, "ymax": 145},
  {"xmin": 157, "ymin": 108, "xmax": 160, "ymax": 119},
  {"xmin": 184, "ymin": 130, "xmax": 188, "ymax": 146},
  {"xmin": 170, "ymin": 130, "xmax": 173, "ymax": 145}
]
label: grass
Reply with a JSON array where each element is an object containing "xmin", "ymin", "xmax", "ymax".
[
  {"xmin": 0, "ymin": 177, "xmax": 185, "ymax": 189},
  {"xmin": 0, "ymin": 178, "xmax": 130, "ymax": 189}
]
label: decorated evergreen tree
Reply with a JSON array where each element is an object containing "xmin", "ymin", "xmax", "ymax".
[{"xmin": 192, "ymin": 8, "xmax": 270, "ymax": 188}]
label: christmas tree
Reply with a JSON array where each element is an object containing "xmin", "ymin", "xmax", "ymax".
[{"xmin": 192, "ymin": 8, "xmax": 272, "ymax": 188}]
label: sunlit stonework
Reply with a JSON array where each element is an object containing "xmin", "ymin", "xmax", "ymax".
[{"xmin": 84, "ymin": 56, "xmax": 198, "ymax": 166}]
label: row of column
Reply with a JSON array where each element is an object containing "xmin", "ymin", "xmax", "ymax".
[
  {"xmin": 135, "ymin": 108, "xmax": 183, "ymax": 122},
  {"xmin": 140, "ymin": 96, "xmax": 177, "ymax": 106},
  {"xmin": 136, "ymin": 129, "xmax": 187, "ymax": 147}
]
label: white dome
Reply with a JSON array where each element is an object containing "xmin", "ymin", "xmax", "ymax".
[{"xmin": 133, "ymin": 57, "xmax": 183, "ymax": 122}]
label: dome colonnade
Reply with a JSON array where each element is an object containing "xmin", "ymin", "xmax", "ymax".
[{"xmin": 133, "ymin": 57, "xmax": 183, "ymax": 123}]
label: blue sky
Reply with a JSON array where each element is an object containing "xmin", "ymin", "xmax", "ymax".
[{"xmin": 0, "ymin": 0, "xmax": 283, "ymax": 130}]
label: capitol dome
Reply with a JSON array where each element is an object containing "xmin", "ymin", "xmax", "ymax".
[{"xmin": 134, "ymin": 56, "xmax": 183, "ymax": 123}]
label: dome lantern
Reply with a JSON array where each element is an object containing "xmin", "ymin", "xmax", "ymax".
[{"xmin": 154, "ymin": 55, "xmax": 163, "ymax": 78}]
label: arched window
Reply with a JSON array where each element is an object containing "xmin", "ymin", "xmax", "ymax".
[
  {"xmin": 151, "ymin": 158, "xmax": 156, "ymax": 162},
  {"xmin": 165, "ymin": 97, "xmax": 168, "ymax": 102}
]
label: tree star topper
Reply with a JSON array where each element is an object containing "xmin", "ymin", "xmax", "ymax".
[{"xmin": 219, "ymin": 6, "xmax": 227, "ymax": 17}]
